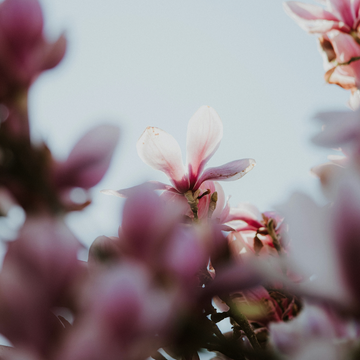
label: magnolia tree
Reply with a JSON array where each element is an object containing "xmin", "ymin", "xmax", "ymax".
[{"xmin": 1, "ymin": 0, "xmax": 360, "ymax": 359}]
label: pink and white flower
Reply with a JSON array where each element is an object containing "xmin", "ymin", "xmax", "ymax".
[{"xmin": 104, "ymin": 106, "xmax": 255, "ymax": 200}]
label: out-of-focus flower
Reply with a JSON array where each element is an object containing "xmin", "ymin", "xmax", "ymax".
[
  {"xmin": 284, "ymin": 1, "xmax": 360, "ymax": 106},
  {"xmin": 269, "ymin": 302, "xmax": 358, "ymax": 359},
  {"xmin": 58, "ymin": 263, "xmax": 174, "ymax": 360},
  {"xmin": 53, "ymin": 124, "xmax": 120, "ymax": 210},
  {"xmin": 277, "ymin": 178, "xmax": 360, "ymax": 308},
  {"xmin": 311, "ymin": 110, "xmax": 360, "ymax": 198},
  {"xmin": 0, "ymin": 124, "xmax": 120, "ymax": 213},
  {"xmin": 0, "ymin": 0, "xmax": 67, "ymax": 101},
  {"xmin": 0, "ymin": 216, "xmax": 82, "ymax": 356},
  {"xmin": 103, "ymin": 107, "xmax": 255, "ymax": 213}
]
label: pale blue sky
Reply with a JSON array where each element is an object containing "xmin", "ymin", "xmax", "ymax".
[{"xmin": 30, "ymin": 0, "xmax": 348, "ymax": 246}]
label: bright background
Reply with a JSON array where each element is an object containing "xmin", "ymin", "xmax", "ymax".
[{"xmin": 29, "ymin": 0, "xmax": 348, "ymax": 247}]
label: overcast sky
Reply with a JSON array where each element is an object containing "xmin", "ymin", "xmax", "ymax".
[{"xmin": 29, "ymin": 0, "xmax": 348, "ymax": 247}]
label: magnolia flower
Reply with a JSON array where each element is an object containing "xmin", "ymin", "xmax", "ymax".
[
  {"xmin": 223, "ymin": 203, "xmax": 285, "ymax": 259},
  {"xmin": 284, "ymin": 1, "xmax": 360, "ymax": 106},
  {"xmin": 104, "ymin": 106, "xmax": 255, "ymax": 202}
]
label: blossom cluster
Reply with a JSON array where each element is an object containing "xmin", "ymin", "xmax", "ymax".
[{"xmin": 1, "ymin": 0, "xmax": 360, "ymax": 359}]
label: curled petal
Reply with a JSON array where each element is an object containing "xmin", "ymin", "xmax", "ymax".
[
  {"xmin": 226, "ymin": 203, "xmax": 263, "ymax": 229},
  {"xmin": 283, "ymin": 2, "xmax": 346, "ymax": 33},
  {"xmin": 55, "ymin": 125, "xmax": 120, "ymax": 189},
  {"xmin": 194, "ymin": 159, "xmax": 256, "ymax": 190},
  {"xmin": 101, "ymin": 181, "xmax": 173, "ymax": 198},
  {"xmin": 137, "ymin": 127, "xmax": 188, "ymax": 192},
  {"xmin": 186, "ymin": 106, "xmax": 223, "ymax": 187}
]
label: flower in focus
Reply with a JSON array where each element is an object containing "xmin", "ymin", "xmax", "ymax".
[
  {"xmin": 284, "ymin": 0, "xmax": 360, "ymax": 106},
  {"xmin": 137, "ymin": 106, "xmax": 255, "ymax": 191},
  {"xmin": 104, "ymin": 106, "xmax": 255, "ymax": 219}
]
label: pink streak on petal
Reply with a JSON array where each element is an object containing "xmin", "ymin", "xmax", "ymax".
[
  {"xmin": 101, "ymin": 181, "xmax": 173, "ymax": 198},
  {"xmin": 186, "ymin": 106, "xmax": 223, "ymax": 188},
  {"xmin": 194, "ymin": 158, "xmax": 256, "ymax": 190},
  {"xmin": 283, "ymin": 1, "xmax": 347, "ymax": 33},
  {"xmin": 136, "ymin": 126, "xmax": 189, "ymax": 192},
  {"xmin": 55, "ymin": 125, "xmax": 120, "ymax": 189}
]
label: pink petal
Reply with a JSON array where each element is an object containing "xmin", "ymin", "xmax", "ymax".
[
  {"xmin": 325, "ymin": 65, "xmax": 357, "ymax": 90},
  {"xmin": 0, "ymin": 0, "xmax": 44, "ymax": 44},
  {"xmin": 333, "ymin": 183, "xmax": 360, "ymax": 301},
  {"xmin": 328, "ymin": 31, "xmax": 360, "ymax": 87},
  {"xmin": 160, "ymin": 189, "xmax": 190, "ymax": 215},
  {"xmin": 55, "ymin": 125, "xmax": 120, "ymax": 189},
  {"xmin": 201, "ymin": 262, "xmax": 263, "ymax": 299},
  {"xmin": 42, "ymin": 33, "xmax": 67, "ymax": 70},
  {"xmin": 283, "ymin": 2, "xmax": 347, "ymax": 33},
  {"xmin": 329, "ymin": 30, "xmax": 360, "ymax": 62},
  {"xmin": 312, "ymin": 110, "xmax": 360, "ymax": 148},
  {"xmin": 327, "ymin": 0, "xmax": 355, "ymax": 27},
  {"xmin": 164, "ymin": 226, "xmax": 207, "ymax": 283},
  {"xmin": 101, "ymin": 181, "xmax": 173, "ymax": 198},
  {"xmin": 136, "ymin": 126, "xmax": 189, "ymax": 192},
  {"xmin": 186, "ymin": 106, "xmax": 223, "ymax": 188},
  {"xmin": 350, "ymin": 0, "xmax": 360, "ymax": 24},
  {"xmin": 194, "ymin": 158, "xmax": 256, "ymax": 190},
  {"xmin": 121, "ymin": 185, "xmax": 183, "ymax": 263}
]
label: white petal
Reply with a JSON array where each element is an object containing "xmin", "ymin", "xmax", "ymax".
[
  {"xmin": 137, "ymin": 127, "xmax": 189, "ymax": 192},
  {"xmin": 186, "ymin": 106, "xmax": 223, "ymax": 187}
]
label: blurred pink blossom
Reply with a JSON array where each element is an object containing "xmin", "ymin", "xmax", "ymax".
[
  {"xmin": 0, "ymin": 216, "xmax": 82, "ymax": 356},
  {"xmin": 270, "ymin": 302, "xmax": 359, "ymax": 359},
  {"xmin": 0, "ymin": 0, "xmax": 66, "ymax": 100},
  {"xmin": 284, "ymin": 0, "xmax": 360, "ymax": 106},
  {"xmin": 58, "ymin": 263, "xmax": 174, "ymax": 360}
]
